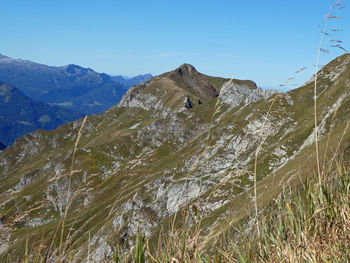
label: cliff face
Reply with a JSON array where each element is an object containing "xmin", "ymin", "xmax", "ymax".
[{"xmin": 1, "ymin": 55, "xmax": 350, "ymax": 261}]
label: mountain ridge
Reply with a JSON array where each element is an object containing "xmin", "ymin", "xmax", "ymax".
[
  {"xmin": 0, "ymin": 54, "xmax": 350, "ymax": 261},
  {"xmin": 0, "ymin": 81, "xmax": 85, "ymax": 146},
  {"xmin": 0, "ymin": 54, "xmax": 152, "ymax": 114}
]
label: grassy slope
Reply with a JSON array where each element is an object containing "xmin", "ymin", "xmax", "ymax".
[{"xmin": 129, "ymin": 159, "xmax": 350, "ymax": 263}]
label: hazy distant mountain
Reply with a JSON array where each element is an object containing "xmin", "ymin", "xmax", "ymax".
[
  {"xmin": 0, "ymin": 54, "xmax": 152, "ymax": 114},
  {"xmin": 112, "ymin": 74, "xmax": 153, "ymax": 87},
  {"xmin": 0, "ymin": 82, "xmax": 84, "ymax": 146}
]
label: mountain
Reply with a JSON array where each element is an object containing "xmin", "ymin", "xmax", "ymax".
[
  {"xmin": 0, "ymin": 54, "xmax": 152, "ymax": 114},
  {"xmin": 0, "ymin": 82, "xmax": 84, "ymax": 146},
  {"xmin": 0, "ymin": 55, "xmax": 350, "ymax": 261},
  {"xmin": 112, "ymin": 74, "xmax": 153, "ymax": 88}
]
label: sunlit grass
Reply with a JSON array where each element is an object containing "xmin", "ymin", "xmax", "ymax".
[{"xmin": 124, "ymin": 159, "xmax": 349, "ymax": 262}]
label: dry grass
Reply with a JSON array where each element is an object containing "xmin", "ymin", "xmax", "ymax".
[
  {"xmin": 59, "ymin": 115, "xmax": 88, "ymax": 262},
  {"xmin": 314, "ymin": 0, "xmax": 346, "ymax": 184},
  {"xmin": 121, "ymin": 159, "xmax": 350, "ymax": 263},
  {"xmin": 235, "ymin": 160, "xmax": 350, "ymax": 263}
]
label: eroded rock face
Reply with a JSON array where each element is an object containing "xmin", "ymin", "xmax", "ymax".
[
  {"xmin": 0, "ymin": 225, "xmax": 11, "ymax": 255},
  {"xmin": 1, "ymin": 55, "xmax": 350, "ymax": 261},
  {"xmin": 118, "ymin": 79, "xmax": 157, "ymax": 110},
  {"xmin": 219, "ymin": 81, "xmax": 279, "ymax": 107},
  {"xmin": 184, "ymin": 97, "xmax": 194, "ymax": 109}
]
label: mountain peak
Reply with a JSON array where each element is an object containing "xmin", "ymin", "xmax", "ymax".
[
  {"xmin": 170, "ymin": 63, "xmax": 218, "ymax": 102},
  {"xmin": 175, "ymin": 63, "xmax": 198, "ymax": 76},
  {"xmin": 0, "ymin": 53, "xmax": 12, "ymax": 61}
]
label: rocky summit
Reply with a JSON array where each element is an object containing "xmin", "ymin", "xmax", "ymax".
[{"xmin": 1, "ymin": 54, "xmax": 350, "ymax": 261}]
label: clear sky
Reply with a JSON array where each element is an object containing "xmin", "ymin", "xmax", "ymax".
[{"xmin": 0, "ymin": 0, "xmax": 349, "ymax": 90}]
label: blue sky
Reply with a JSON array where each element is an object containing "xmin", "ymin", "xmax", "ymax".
[{"xmin": 0, "ymin": 0, "xmax": 348, "ymax": 90}]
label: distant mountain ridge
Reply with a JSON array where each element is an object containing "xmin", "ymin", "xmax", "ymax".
[
  {"xmin": 0, "ymin": 54, "xmax": 152, "ymax": 114},
  {"xmin": 112, "ymin": 74, "xmax": 153, "ymax": 87},
  {"xmin": 0, "ymin": 81, "xmax": 84, "ymax": 146}
]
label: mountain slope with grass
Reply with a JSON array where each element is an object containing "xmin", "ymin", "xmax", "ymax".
[
  {"xmin": 234, "ymin": 160, "xmax": 350, "ymax": 262},
  {"xmin": 0, "ymin": 54, "xmax": 152, "ymax": 115},
  {"xmin": 0, "ymin": 82, "xmax": 84, "ymax": 146},
  {"xmin": 0, "ymin": 54, "xmax": 350, "ymax": 262}
]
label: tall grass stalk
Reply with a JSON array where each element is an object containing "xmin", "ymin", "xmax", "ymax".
[
  {"xmin": 314, "ymin": 5, "xmax": 331, "ymax": 184},
  {"xmin": 235, "ymin": 160, "xmax": 350, "ymax": 262},
  {"xmin": 314, "ymin": 0, "xmax": 344, "ymax": 183},
  {"xmin": 135, "ymin": 233, "xmax": 145, "ymax": 263},
  {"xmin": 253, "ymin": 93, "xmax": 280, "ymax": 237},
  {"xmin": 58, "ymin": 115, "xmax": 88, "ymax": 262}
]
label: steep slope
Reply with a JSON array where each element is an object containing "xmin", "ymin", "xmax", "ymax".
[
  {"xmin": 0, "ymin": 55, "xmax": 350, "ymax": 261},
  {"xmin": 0, "ymin": 54, "xmax": 152, "ymax": 114},
  {"xmin": 0, "ymin": 82, "xmax": 84, "ymax": 146}
]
